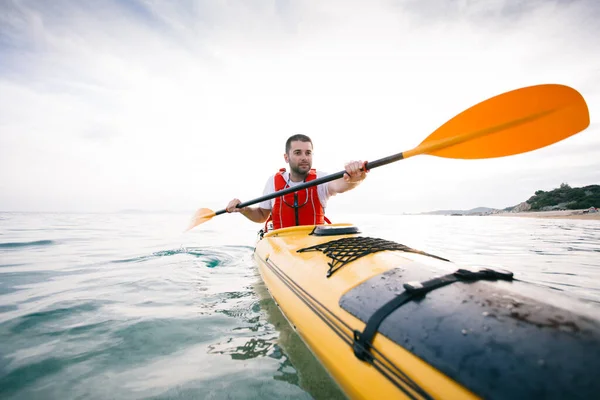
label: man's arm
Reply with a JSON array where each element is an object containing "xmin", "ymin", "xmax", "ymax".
[
  {"xmin": 240, "ymin": 206, "xmax": 271, "ymax": 223},
  {"xmin": 225, "ymin": 198, "xmax": 271, "ymax": 223},
  {"xmin": 327, "ymin": 160, "xmax": 368, "ymax": 195}
]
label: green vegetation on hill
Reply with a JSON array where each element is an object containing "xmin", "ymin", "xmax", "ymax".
[{"xmin": 526, "ymin": 183, "xmax": 600, "ymax": 211}]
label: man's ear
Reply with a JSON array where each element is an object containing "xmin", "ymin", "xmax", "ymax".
[{"xmin": 283, "ymin": 153, "xmax": 289, "ymax": 163}]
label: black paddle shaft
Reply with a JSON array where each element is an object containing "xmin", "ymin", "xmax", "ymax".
[{"xmin": 214, "ymin": 151, "xmax": 405, "ymax": 216}]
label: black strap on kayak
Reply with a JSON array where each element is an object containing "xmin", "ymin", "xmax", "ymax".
[
  {"xmin": 352, "ymin": 267, "xmax": 514, "ymax": 362},
  {"xmin": 297, "ymin": 236, "xmax": 449, "ymax": 278}
]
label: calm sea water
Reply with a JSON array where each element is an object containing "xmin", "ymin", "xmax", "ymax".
[{"xmin": 1, "ymin": 212, "xmax": 599, "ymax": 399}]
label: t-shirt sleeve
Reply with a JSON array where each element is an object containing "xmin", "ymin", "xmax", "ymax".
[
  {"xmin": 316, "ymin": 171, "xmax": 332, "ymax": 208},
  {"xmin": 259, "ymin": 176, "xmax": 275, "ymax": 210}
]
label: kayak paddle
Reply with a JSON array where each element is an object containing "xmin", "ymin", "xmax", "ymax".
[{"xmin": 187, "ymin": 84, "xmax": 589, "ymax": 231}]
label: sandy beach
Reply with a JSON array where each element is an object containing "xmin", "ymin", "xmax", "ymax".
[{"xmin": 494, "ymin": 210, "xmax": 600, "ymax": 220}]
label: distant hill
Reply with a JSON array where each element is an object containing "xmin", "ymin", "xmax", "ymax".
[
  {"xmin": 505, "ymin": 183, "xmax": 600, "ymax": 212},
  {"xmin": 421, "ymin": 207, "xmax": 498, "ymax": 216},
  {"xmin": 422, "ymin": 183, "xmax": 600, "ymax": 215},
  {"xmin": 116, "ymin": 209, "xmax": 182, "ymax": 214}
]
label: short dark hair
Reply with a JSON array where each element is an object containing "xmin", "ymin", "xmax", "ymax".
[{"xmin": 285, "ymin": 134, "xmax": 313, "ymax": 154}]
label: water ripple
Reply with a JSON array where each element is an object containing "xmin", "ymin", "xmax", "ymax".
[{"xmin": 0, "ymin": 240, "xmax": 56, "ymax": 249}]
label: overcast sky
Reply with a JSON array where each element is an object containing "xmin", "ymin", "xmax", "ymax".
[{"xmin": 1, "ymin": 0, "xmax": 599, "ymax": 214}]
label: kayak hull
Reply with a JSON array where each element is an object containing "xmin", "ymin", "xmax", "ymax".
[{"xmin": 253, "ymin": 224, "xmax": 600, "ymax": 400}]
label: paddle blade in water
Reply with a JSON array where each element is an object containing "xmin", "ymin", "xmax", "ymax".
[
  {"xmin": 186, "ymin": 208, "xmax": 216, "ymax": 231},
  {"xmin": 413, "ymin": 84, "xmax": 590, "ymax": 159}
]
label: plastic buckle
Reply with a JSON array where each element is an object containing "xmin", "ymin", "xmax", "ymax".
[
  {"xmin": 352, "ymin": 330, "xmax": 373, "ymax": 362},
  {"xmin": 403, "ymin": 281, "xmax": 424, "ymax": 292}
]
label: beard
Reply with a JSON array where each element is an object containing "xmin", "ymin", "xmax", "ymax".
[{"xmin": 289, "ymin": 161, "xmax": 311, "ymax": 177}]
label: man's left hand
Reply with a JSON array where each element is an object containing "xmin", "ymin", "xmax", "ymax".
[{"xmin": 343, "ymin": 160, "xmax": 368, "ymax": 183}]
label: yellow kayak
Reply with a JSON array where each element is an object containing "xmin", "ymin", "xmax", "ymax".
[{"xmin": 254, "ymin": 224, "xmax": 600, "ymax": 400}]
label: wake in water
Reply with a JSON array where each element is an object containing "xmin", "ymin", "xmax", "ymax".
[
  {"xmin": 109, "ymin": 245, "xmax": 254, "ymax": 267},
  {"xmin": 0, "ymin": 238, "xmax": 331, "ymax": 400}
]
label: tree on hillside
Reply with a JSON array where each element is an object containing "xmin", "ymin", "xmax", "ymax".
[{"xmin": 526, "ymin": 184, "xmax": 600, "ymax": 210}]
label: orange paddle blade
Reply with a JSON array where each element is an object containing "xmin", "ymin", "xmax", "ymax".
[
  {"xmin": 186, "ymin": 208, "xmax": 216, "ymax": 231},
  {"xmin": 406, "ymin": 84, "xmax": 590, "ymax": 159}
]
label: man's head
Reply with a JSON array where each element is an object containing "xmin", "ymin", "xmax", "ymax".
[
  {"xmin": 284, "ymin": 134, "xmax": 313, "ymax": 178},
  {"xmin": 285, "ymin": 134, "xmax": 312, "ymax": 154}
]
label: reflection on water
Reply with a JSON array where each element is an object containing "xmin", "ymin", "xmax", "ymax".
[
  {"xmin": 209, "ymin": 337, "xmax": 274, "ymax": 360},
  {"xmin": 254, "ymin": 281, "xmax": 347, "ymax": 400}
]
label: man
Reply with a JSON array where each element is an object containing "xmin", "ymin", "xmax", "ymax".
[{"xmin": 226, "ymin": 134, "xmax": 367, "ymax": 230}]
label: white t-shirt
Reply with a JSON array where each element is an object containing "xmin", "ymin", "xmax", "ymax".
[{"xmin": 258, "ymin": 170, "xmax": 333, "ymax": 210}]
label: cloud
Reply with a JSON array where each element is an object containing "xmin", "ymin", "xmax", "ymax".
[{"xmin": 0, "ymin": 0, "xmax": 599, "ymax": 213}]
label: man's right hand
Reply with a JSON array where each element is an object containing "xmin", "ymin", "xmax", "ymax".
[
  {"xmin": 226, "ymin": 198, "xmax": 244, "ymax": 213},
  {"xmin": 225, "ymin": 199, "xmax": 270, "ymax": 223}
]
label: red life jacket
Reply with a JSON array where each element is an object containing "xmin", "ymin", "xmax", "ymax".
[{"xmin": 270, "ymin": 168, "xmax": 325, "ymax": 230}]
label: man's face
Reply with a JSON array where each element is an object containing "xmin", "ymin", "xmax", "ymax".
[{"xmin": 284, "ymin": 140, "xmax": 313, "ymax": 176}]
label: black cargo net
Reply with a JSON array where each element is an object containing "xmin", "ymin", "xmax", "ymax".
[{"xmin": 297, "ymin": 236, "xmax": 449, "ymax": 278}]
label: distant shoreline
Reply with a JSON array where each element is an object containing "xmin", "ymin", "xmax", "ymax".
[{"xmin": 493, "ymin": 210, "xmax": 600, "ymax": 220}]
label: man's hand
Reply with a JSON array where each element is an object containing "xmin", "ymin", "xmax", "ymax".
[
  {"xmin": 225, "ymin": 199, "xmax": 270, "ymax": 223},
  {"xmin": 343, "ymin": 160, "xmax": 368, "ymax": 183},
  {"xmin": 226, "ymin": 198, "xmax": 245, "ymax": 213}
]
